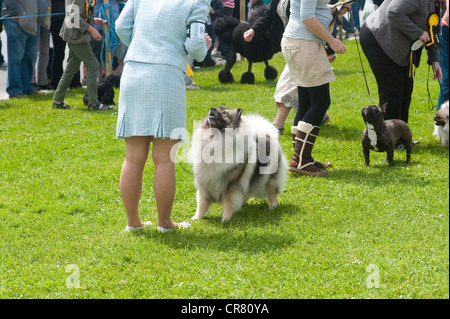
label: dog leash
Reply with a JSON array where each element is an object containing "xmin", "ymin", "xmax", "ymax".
[
  {"xmin": 349, "ymin": 10, "xmax": 373, "ymax": 105},
  {"xmin": 176, "ymin": 155, "xmax": 193, "ymax": 174}
]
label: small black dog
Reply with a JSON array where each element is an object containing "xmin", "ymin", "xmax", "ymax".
[
  {"xmin": 83, "ymin": 74, "xmax": 120, "ymax": 106},
  {"xmin": 361, "ymin": 103, "xmax": 412, "ymax": 166}
]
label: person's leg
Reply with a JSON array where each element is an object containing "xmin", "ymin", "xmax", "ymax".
[
  {"xmin": 22, "ymin": 29, "xmax": 39, "ymax": 95},
  {"xmin": 360, "ymin": 24, "xmax": 404, "ymax": 120},
  {"xmin": 400, "ymin": 65, "xmax": 413, "ymax": 124},
  {"xmin": 3, "ymin": 19, "xmax": 27, "ymax": 96},
  {"xmin": 152, "ymin": 138, "xmax": 188, "ymax": 230},
  {"xmin": 302, "ymin": 83, "xmax": 331, "ymax": 127},
  {"xmin": 53, "ymin": 45, "xmax": 81, "ymax": 103},
  {"xmin": 289, "ymin": 84, "xmax": 332, "ymax": 175},
  {"xmin": 120, "ymin": 136, "xmax": 152, "ymax": 228},
  {"xmin": 437, "ymin": 25, "xmax": 449, "ymax": 110},
  {"xmin": 50, "ymin": 19, "xmax": 65, "ymax": 89},
  {"xmin": 36, "ymin": 27, "xmax": 50, "ymax": 86},
  {"xmin": 293, "ymin": 86, "xmax": 311, "ymax": 127},
  {"xmin": 70, "ymin": 42, "xmax": 99, "ymax": 105},
  {"xmin": 273, "ymin": 102, "xmax": 291, "ymax": 130}
]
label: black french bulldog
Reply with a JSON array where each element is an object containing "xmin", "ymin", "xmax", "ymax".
[{"xmin": 361, "ymin": 103, "xmax": 412, "ymax": 166}]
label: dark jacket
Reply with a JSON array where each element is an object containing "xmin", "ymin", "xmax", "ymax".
[
  {"xmin": 365, "ymin": 0, "xmax": 439, "ymax": 66},
  {"xmin": 210, "ymin": 0, "xmax": 224, "ymax": 24},
  {"xmin": 251, "ymin": 0, "xmax": 288, "ymax": 53}
]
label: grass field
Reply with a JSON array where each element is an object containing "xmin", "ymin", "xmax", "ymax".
[{"xmin": 0, "ymin": 39, "xmax": 448, "ymax": 299}]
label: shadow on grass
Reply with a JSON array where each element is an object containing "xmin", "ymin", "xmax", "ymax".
[
  {"xmin": 133, "ymin": 202, "xmax": 299, "ymax": 254},
  {"xmin": 320, "ymin": 124, "xmax": 363, "ymax": 141},
  {"xmin": 326, "ymin": 164, "xmax": 432, "ymax": 187},
  {"xmin": 413, "ymin": 142, "xmax": 449, "ymax": 158}
]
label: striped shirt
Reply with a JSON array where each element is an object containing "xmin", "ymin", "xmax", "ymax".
[{"xmin": 221, "ymin": 0, "xmax": 235, "ymax": 8}]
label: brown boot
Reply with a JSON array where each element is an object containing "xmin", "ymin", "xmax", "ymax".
[
  {"xmin": 290, "ymin": 123, "xmax": 332, "ymax": 171},
  {"xmin": 288, "ymin": 121, "xmax": 331, "ymax": 176}
]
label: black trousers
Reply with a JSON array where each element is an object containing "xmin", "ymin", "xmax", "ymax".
[
  {"xmin": 50, "ymin": 19, "xmax": 81, "ymax": 89},
  {"xmin": 294, "ymin": 83, "xmax": 331, "ymax": 127},
  {"xmin": 359, "ymin": 23, "xmax": 413, "ymax": 123}
]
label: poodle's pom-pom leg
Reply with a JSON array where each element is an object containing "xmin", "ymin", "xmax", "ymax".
[
  {"xmin": 240, "ymin": 72, "xmax": 255, "ymax": 84},
  {"xmin": 264, "ymin": 65, "xmax": 278, "ymax": 81},
  {"xmin": 218, "ymin": 69, "xmax": 234, "ymax": 83}
]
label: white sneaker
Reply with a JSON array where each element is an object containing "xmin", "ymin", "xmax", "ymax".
[{"xmin": 124, "ymin": 221, "xmax": 152, "ymax": 232}]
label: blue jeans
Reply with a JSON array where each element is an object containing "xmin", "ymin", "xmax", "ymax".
[
  {"xmin": 3, "ymin": 19, "xmax": 38, "ymax": 96},
  {"xmin": 437, "ymin": 26, "xmax": 449, "ymax": 110}
]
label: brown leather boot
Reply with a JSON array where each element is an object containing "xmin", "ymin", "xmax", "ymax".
[
  {"xmin": 290, "ymin": 123, "xmax": 332, "ymax": 172},
  {"xmin": 288, "ymin": 121, "xmax": 331, "ymax": 176}
]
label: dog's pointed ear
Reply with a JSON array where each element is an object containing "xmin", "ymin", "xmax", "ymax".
[
  {"xmin": 381, "ymin": 102, "xmax": 388, "ymax": 113},
  {"xmin": 236, "ymin": 107, "xmax": 243, "ymax": 118}
]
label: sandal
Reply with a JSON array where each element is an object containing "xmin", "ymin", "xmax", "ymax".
[
  {"xmin": 125, "ymin": 221, "xmax": 152, "ymax": 232},
  {"xmin": 157, "ymin": 222, "xmax": 191, "ymax": 233},
  {"xmin": 52, "ymin": 101, "xmax": 74, "ymax": 109},
  {"xmin": 88, "ymin": 102, "xmax": 113, "ymax": 111}
]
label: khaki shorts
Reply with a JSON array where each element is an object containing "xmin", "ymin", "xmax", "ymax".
[{"xmin": 281, "ymin": 36, "xmax": 335, "ymax": 87}]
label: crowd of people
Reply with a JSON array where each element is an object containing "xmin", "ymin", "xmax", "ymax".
[
  {"xmin": 0, "ymin": 0, "xmax": 448, "ymax": 232},
  {"xmin": 0, "ymin": 0, "xmax": 127, "ymax": 106}
]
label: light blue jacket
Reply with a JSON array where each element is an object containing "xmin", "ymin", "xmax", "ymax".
[{"xmin": 116, "ymin": 0, "xmax": 210, "ymax": 73}]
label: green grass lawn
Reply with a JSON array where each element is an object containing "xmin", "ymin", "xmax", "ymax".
[{"xmin": 0, "ymin": 39, "xmax": 448, "ymax": 299}]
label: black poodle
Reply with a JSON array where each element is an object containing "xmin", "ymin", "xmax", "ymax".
[
  {"xmin": 213, "ymin": 7, "xmax": 278, "ymax": 84},
  {"xmin": 83, "ymin": 74, "xmax": 120, "ymax": 106}
]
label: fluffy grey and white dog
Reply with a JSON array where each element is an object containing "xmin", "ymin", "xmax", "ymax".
[
  {"xmin": 433, "ymin": 100, "xmax": 449, "ymax": 148},
  {"xmin": 190, "ymin": 106, "xmax": 287, "ymax": 221}
]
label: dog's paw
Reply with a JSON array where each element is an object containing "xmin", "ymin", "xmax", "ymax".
[{"xmin": 191, "ymin": 215, "xmax": 200, "ymax": 221}]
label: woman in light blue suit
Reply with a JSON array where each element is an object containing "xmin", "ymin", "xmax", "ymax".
[{"xmin": 116, "ymin": 0, "xmax": 212, "ymax": 233}]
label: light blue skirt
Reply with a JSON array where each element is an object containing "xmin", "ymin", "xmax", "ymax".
[{"xmin": 116, "ymin": 61, "xmax": 186, "ymax": 141}]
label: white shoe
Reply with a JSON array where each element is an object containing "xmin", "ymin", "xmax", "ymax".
[
  {"xmin": 157, "ymin": 222, "xmax": 191, "ymax": 233},
  {"xmin": 124, "ymin": 221, "xmax": 152, "ymax": 232}
]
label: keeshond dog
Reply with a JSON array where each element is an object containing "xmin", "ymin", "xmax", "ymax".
[{"xmin": 190, "ymin": 106, "xmax": 287, "ymax": 221}]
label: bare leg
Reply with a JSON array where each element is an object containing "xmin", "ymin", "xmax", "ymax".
[
  {"xmin": 273, "ymin": 102, "xmax": 291, "ymax": 129},
  {"xmin": 120, "ymin": 136, "xmax": 152, "ymax": 228},
  {"xmin": 152, "ymin": 138, "xmax": 186, "ymax": 229}
]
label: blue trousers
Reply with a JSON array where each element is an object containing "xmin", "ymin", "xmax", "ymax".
[
  {"xmin": 437, "ymin": 25, "xmax": 449, "ymax": 110},
  {"xmin": 3, "ymin": 19, "xmax": 38, "ymax": 96}
]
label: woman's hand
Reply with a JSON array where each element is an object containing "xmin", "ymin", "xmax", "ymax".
[
  {"xmin": 432, "ymin": 61, "xmax": 442, "ymax": 81},
  {"xmin": 205, "ymin": 33, "xmax": 212, "ymax": 50},
  {"xmin": 244, "ymin": 29, "xmax": 255, "ymax": 42},
  {"xmin": 328, "ymin": 37, "xmax": 347, "ymax": 54}
]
